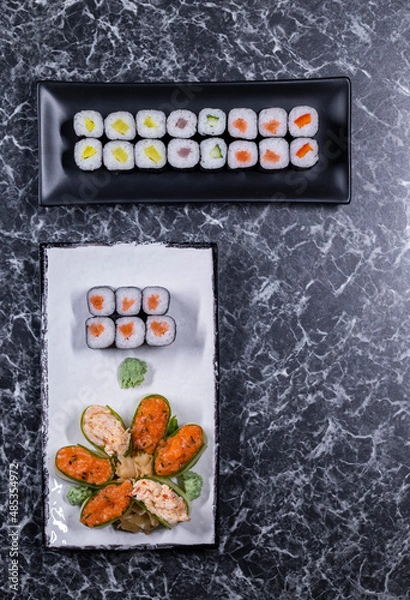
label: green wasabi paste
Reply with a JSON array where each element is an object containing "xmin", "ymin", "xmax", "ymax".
[
  {"xmin": 119, "ymin": 357, "xmax": 148, "ymax": 389},
  {"xmin": 178, "ymin": 471, "xmax": 203, "ymax": 501},
  {"xmin": 67, "ymin": 485, "xmax": 93, "ymax": 506}
]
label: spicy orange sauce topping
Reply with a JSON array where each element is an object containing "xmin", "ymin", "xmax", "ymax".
[
  {"xmin": 80, "ymin": 480, "xmax": 133, "ymax": 528},
  {"xmin": 121, "ymin": 297, "xmax": 135, "ymax": 312},
  {"xmin": 118, "ymin": 321, "xmax": 134, "ymax": 338},
  {"xmin": 131, "ymin": 396, "xmax": 170, "ymax": 454},
  {"xmin": 263, "ymin": 149, "xmax": 280, "ymax": 163},
  {"xmin": 263, "ymin": 119, "xmax": 280, "ymax": 134},
  {"xmin": 154, "ymin": 424, "xmax": 203, "ymax": 477},
  {"xmin": 55, "ymin": 446, "xmax": 113, "ymax": 486},
  {"xmin": 150, "ymin": 320, "xmax": 170, "ymax": 337},
  {"xmin": 147, "ymin": 294, "xmax": 160, "ymax": 311},
  {"xmin": 90, "ymin": 295, "xmax": 104, "ymax": 311},
  {"xmin": 296, "ymin": 143, "xmax": 313, "ymax": 159},
  {"xmin": 235, "ymin": 150, "xmax": 251, "ymax": 163},
  {"xmin": 294, "ymin": 113, "xmax": 312, "ymax": 128},
  {"xmin": 233, "ymin": 118, "xmax": 247, "ymax": 134},
  {"xmin": 88, "ymin": 322, "xmax": 105, "ymax": 338}
]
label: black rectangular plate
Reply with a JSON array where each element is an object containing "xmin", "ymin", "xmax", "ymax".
[{"xmin": 37, "ymin": 78, "xmax": 351, "ymax": 206}]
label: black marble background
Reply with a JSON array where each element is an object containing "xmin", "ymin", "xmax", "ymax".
[{"xmin": 1, "ymin": 0, "xmax": 410, "ymax": 598}]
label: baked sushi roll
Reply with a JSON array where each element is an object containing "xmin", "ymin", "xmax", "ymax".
[
  {"xmin": 168, "ymin": 139, "xmax": 199, "ymax": 170},
  {"xmin": 86, "ymin": 317, "xmax": 115, "ymax": 349},
  {"xmin": 228, "ymin": 108, "xmax": 257, "ymax": 139},
  {"xmin": 115, "ymin": 317, "xmax": 145, "ymax": 349},
  {"xmin": 87, "ymin": 286, "xmax": 115, "ymax": 316},
  {"xmin": 103, "ymin": 141, "xmax": 134, "ymax": 171},
  {"xmin": 288, "ymin": 106, "xmax": 319, "ymax": 138},
  {"xmin": 228, "ymin": 141, "xmax": 258, "ymax": 169},
  {"xmin": 104, "ymin": 111, "xmax": 136, "ymax": 140},
  {"xmin": 200, "ymin": 138, "xmax": 227, "ymax": 170},
  {"xmin": 167, "ymin": 110, "xmax": 197, "ymax": 138},
  {"xmin": 136, "ymin": 110, "xmax": 166, "ymax": 139},
  {"xmin": 145, "ymin": 316, "xmax": 176, "ymax": 347},
  {"xmin": 74, "ymin": 139, "xmax": 103, "ymax": 171},
  {"xmin": 259, "ymin": 138, "xmax": 289, "ymax": 170},
  {"xmin": 115, "ymin": 287, "xmax": 142, "ymax": 316},
  {"xmin": 73, "ymin": 110, "xmax": 104, "ymax": 138},
  {"xmin": 142, "ymin": 286, "xmax": 170, "ymax": 315},
  {"xmin": 197, "ymin": 108, "xmax": 226, "ymax": 136},
  {"xmin": 81, "ymin": 405, "xmax": 132, "ymax": 457},
  {"xmin": 134, "ymin": 139, "xmax": 167, "ymax": 170},
  {"xmin": 258, "ymin": 107, "xmax": 287, "ymax": 137},
  {"xmin": 290, "ymin": 138, "xmax": 319, "ymax": 168}
]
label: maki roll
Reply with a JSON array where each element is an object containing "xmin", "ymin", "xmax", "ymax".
[
  {"xmin": 145, "ymin": 316, "xmax": 176, "ymax": 347},
  {"xmin": 142, "ymin": 286, "xmax": 170, "ymax": 315},
  {"xmin": 167, "ymin": 139, "xmax": 199, "ymax": 170},
  {"xmin": 136, "ymin": 110, "xmax": 166, "ymax": 138},
  {"xmin": 288, "ymin": 106, "xmax": 319, "ymax": 138},
  {"xmin": 115, "ymin": 287, "xmax": 142, "ymax": 316},
  {"xmin": 103, "ymin": 141, "xmax": 134, "ymax": 171},
  {"xmin": 228, "ymin": 108, "xmax": 257, "ymax": 139},
  {"xmin": 86, "ymin": 317, "xmax": 115, "ymax": 349},
  {"xmin": 73, "ymin": 110, "xmax": 104, "ymax": 138},
  {"xmin": 104, "ymin": 111, "xmax": 136, "ymax": 140},
  {"xmin": 167, "ymin": 110, "xmax": 197, "ymax": 138},
  {"xmin": 228, "ymin": 141, "xmax": 258, "ymax": 169},
  {"xmin": 87, "ymin": 286, "xmax": 115, "ymax": 316},
  {"xmin": 258, "ymin": 107, "xmax": 287, "ymax": 137},
  {"xmin": 74, "ymin": 139, "xmax": 103, "ymax": 171},
  {"xmin": 200, "ymin": 138, "xmax": 227, "ymax": 170},
  {"xmin": 134, "ymin": 139, "xmax": 167, "ymax": 170},
  {"xmin": 197, "ymin": 108, "xmax": 226, "ymax": 136},
  {"xmin": 259, "ymin": 138, "xmax": 289, "ymax": 170},
  {"xmin": 290, "ymin": 138, "xmax": 319, "ymax": 168},
  {"xmin": 115, "ymin": 317, "xmax": 145, "ymax": 349}
]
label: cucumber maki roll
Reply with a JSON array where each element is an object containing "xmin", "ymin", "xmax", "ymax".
[
  {"xmin": 73, "ymin": 110, "xmax": 104, "ymax": 138},
  {"xmin": 153, "ymin": 424, "xmax": 206, "ymax": 477},
  {"xmin": 197, "ymin": 108, "xmax": 226, "ymax": 136},
  {"xmin": 80, "ymin": 480, "xmax": 134, "ymax": 528},
  {"xmin": 131, "ymin": 394, "xmax": 171, "ymax": 454},
  {"xmin": 80, "ymin": 405, "xmax": 132, "ymax": 457},
  {"xmin": 55, "ymin": 444, "xmax": 114, "ymax": 488},
  {"xmin": 200, "ymin": 138, "xmax": 227, "ymax": 170},
  {"xmin": 131, "ymin": 477, "xmax": 190, "ymax": 528},
  {"xmin": 74, "ymin": 139, "xmax": 103, "ymax": 171}
]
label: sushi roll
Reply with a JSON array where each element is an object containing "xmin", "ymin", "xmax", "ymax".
[
  {"xmin": 136, "ymin": 110, "xmax": 166, "ymax": 139},
  {"xmin": 74, "ymin": 139, "xmax": 103, "ymax": 171},
  {"xmin": 197, "ymin": 108, "xmax": 226, "ymax": 136},
  {"xmin": 228, "ymin": 141, "xmax": 258, "ymax": 169},
  {"xmin": 103, "ymin": 141, "xmax": 134, "ymax": 171},
  {"xmin": 86, "ymin": 317, "xmax": 115, "ymax": 349},
  {"xmin": 167, "ymin": 139, "xmax": 199, "ymax": 170},
  {"xmin": 104, "ymin": 111, "xmax": 136, "ymax": 140},
  {"xmin": 145, "ymin": 316, "xmax": 176, "ymax": 347},
  {"xmin": 115, "ymin": 287, "xmax": 142, "ymax": 316},
  {"xmin": 288, "ymin": 106, "xmax": 319, "ymax": 138},
  {"xmin": 200, "ymin": 138, "xmax": 227, "ymax": 170},
  {"xmin": 167, "ymin": 110, "xmax": 197, "ymax": 138},
  {"xmin": 87, "ymin": 286, "xmax": 116, "ymax": 316},
  {"xmin": 115, "ymin": 317, "xmax": 145, "ymax": 349},
  {"xmin": 73, "ymin": 110, "xmax": 104, "ymax": 138},
  {"xmin": 259, "ymin": 138, "xmax": 289, "ymax": 170},
  {"xmin": 228, "ymin": 108, "xmax": 257, "ymax": 139},
  {"xmin": 142, "ymin": 286, "xmax": 170, "ymax": 315},
  {"xmin": 134, "ymin": 139, "xmax": 167, "ymax": 170},
  {"xmin": 290, "ymin": 138, "xmax": 319, "ymax": 168},
  {"xmin": 258, "ymin": 108, "xmax": 287, "ymax": 138}
]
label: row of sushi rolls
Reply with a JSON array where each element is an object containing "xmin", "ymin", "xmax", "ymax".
[
  {"xmin": 74, "ymin": 105, "xmax": 319, "ymax": 172},
  {"xmin": 55, "ymin": 284, "xmax": 207, "ymax": 534}
]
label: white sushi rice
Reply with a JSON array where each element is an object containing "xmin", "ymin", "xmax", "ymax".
[
  {"xmin": 288, "ymin": 106, "xmax": 319, "ymax": 138},
  {"xmin": 87, "ymin": 286, "xmax": 116, "ymax": 316},
  {"xmin": 145, "ymin": 316, "xmax": 176, "ymax": 347},
  {"xmin": 73, "ymin": 110, "xmax": 104, "ymax": 138},
  {"xmin": 290, "ymin": 138, "xmax": 319, "ymax": 168},
  {"xmin": 167, "ymin": 139, "xmax": 199, "ymax": 169},
  {"xmin": 135, "ymin": 139, "xmax": 167, "ymax": 169},
  {"xmin": 200, "ymin": 138, "xmax": 227, "ymax": 170},
  {"xmin": 136, "ymin": 110, "xmax": 166, "ymax": 138},
  {"xmin": 228, "ymin": 108, "xmax": 258, "ymax": 139},
  {"xmin": 74, "ymin": 139, "xmax": 103, "ymax": 171},
  {"xmin": 86, "ymin": 317, "xmax": 115, "ymax": 349},
  {"xmin": 104, "ymin": 111, "xmax": 136, "ymax": 140},
  {"xmin": 115, "ymin": 287, "xmax": 142, "ymax": 316},
  {"xmin": 167, "ymin": 110, "xmax": 197, "ymax": 138},
  {"xmin": 115, "ymin": 317, "xmax": 145, "ymax": 349},
  {"xmin": 142, "ymin": 286, "xmax": 170, "ymax": 315},
  {"xmin": 258, "ymin": 107, "xmax": 287, "ymax": 137},
  {"xmin": 103, "ymin": 141, "xmax": 134, "ymax": 170},
  {"xmin": 259, "ymin": 138, "xmax": 289, "ymax": 170},
  {"xmin": 227, "ymin": 141, "xmax": 258, "ymax": 169},
  {"xmin": 198, "ymin": 108, "xmax": 226, "ymax": 136}
]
